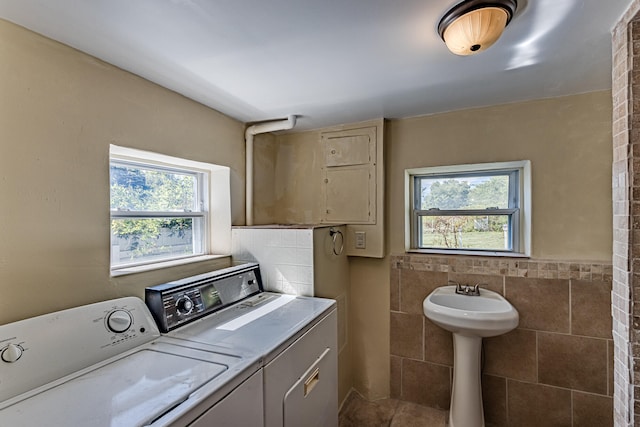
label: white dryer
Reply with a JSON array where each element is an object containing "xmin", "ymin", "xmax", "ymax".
[{"xmin": 145, "ymin": 262, "xmax": 339, "ymax": 427}]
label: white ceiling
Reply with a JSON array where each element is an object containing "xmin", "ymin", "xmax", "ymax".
[{"xmin": 0, "ymin": 0, "xmax": 633, "ymax": 130}]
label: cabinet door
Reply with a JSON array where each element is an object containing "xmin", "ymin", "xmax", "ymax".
[
  {"xmin": 325, "ymin": 134, "xmax": 372, "ymax": 167},
  {"xmin": 321, "ymin": 126, "xmax": 376, "ymax": 224},
  {"xmin": 188, "ymin": 370, "xmax": 263, "ymax": 427},
  {"xmin": 324, "ymin": 168, "xmax": 372, "ymax": 223}
]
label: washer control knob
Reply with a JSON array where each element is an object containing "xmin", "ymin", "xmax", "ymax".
[
  {"xmin": 176, "ymin": 296, "xmax": 194, "ymax": 315},
  {"xmin": 1, "ymin": 343, "xmax": 23, "ymax": 363},
  {"xmin": 107, "ymin": 310, "xmax": 132, "ymax": 333}
]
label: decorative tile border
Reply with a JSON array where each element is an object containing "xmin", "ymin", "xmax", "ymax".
[{"xmin": 391, "ymin": 254, "xmax": 613, "ymax": 283}]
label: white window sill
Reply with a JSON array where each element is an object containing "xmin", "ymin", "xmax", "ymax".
[
  {"xmin": 110, "ymin": 254, "xmax": 230, "ymax": 277},
  {"xmin": 407, "ymin": 249, "xmax": 530, "ymax": 258}
]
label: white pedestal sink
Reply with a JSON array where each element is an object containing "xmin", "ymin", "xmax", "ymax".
[{"xmin": 423, "ymin": 285, "xmax": 519, "ymax": 427}]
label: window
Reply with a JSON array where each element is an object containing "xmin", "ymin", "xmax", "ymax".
[
  {"xmin": 110, "ymin": 145, "xmax": 231, "ymax": 274},
  {"xmin": 406, "ymin": 161, "xmax": 530, "ymax": 256}
]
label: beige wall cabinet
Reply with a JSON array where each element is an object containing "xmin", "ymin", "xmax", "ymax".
[
  {"xmin": 320, "ymin": 124, "xmax": 384, "ymax": 258},
  {"xmin": 322, "ymin": 127, "xmax": 376, "ymax": 224}
]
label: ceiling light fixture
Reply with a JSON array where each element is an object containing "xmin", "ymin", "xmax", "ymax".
[{"xmin": 438, "ymin": 0, "xmax": 517, "ymax": 56}]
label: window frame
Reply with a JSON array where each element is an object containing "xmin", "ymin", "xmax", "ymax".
[
  {"xmin": 405, "ymin": 161, "xmax": 531, "ymax": 257},
  {"xmin": 109, "ymin": 145, "xmax": 231, "ymax": 276}
]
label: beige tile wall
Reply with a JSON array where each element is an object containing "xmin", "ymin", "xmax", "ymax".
[
  {"xmin": 612, "ymin": 2, "xmax": 640, "ymax": 426},
  {"xmin": 390, "ymin": 254, "xmax": 613, "ymax": 427}
]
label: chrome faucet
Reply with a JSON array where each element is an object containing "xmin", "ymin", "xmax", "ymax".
[{"xmin": 454, "ymin": 282, "xmax": 481, "ymax": 296}]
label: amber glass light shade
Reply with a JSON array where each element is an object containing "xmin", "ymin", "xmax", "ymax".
[{"xmin": 438, "ymin": 0, "xmax": 517, "ymax": 56}]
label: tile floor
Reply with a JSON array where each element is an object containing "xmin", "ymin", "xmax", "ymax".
[{"xmin": 339, "ymin": 392, "xmax": 448, "ymax": 427}]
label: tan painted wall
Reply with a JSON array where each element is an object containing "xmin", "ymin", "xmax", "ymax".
[
  {"xmin": 0, "ymin": 19, "xmax": 245, "ymax": 324},
  {"xmin": 267, "ymin": 91, "xmax": 613, "ymax": 400},
  {"xmin": 389, "ymin": 91, "xmax": 613, "ymax": 261},
  {"xmin": 270, "ymin": 92, "xmax": 613, "ymax": 262},
  {"xmin": 348, "ymin": 257, "xmax": 390, "ymax": 400},
  {"xmin": 252, "ymin": 133, "xmax": 278, "ymax": 222},
  {"xmin": 272, "ymin": 130, "xmax": 326, "ymax": 224},
  {"xmin": 263, "ymin": 120, "xmax": 382, "ymax": 226}
]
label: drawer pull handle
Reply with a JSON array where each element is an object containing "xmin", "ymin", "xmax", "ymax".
[{"xmin": 304, "ymin": 368, "xmax": 320, "ymax": 397}]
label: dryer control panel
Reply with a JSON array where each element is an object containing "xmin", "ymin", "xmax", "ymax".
[{"xmin": 145, "ymin": 262, "xmax": 263, "ymax": 332}]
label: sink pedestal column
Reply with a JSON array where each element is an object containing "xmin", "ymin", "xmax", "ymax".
[
  {"xmin": 424, "ymin": 285, "xmax": 518, "ymax": 427},
  {"xmin": 450, "ymin": 333, "xmax": 484, "ymax": 427}
]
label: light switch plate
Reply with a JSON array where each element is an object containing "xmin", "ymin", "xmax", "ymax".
[{"xmin": 355, "ymin": 231, "xmax": 366, "ymax": 249}]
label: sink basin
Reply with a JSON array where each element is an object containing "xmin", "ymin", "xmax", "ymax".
[
  {"xmin": 423, "ymin": 285, "xmax": 518, "ymax": 337},
  {"xmin": 423, "ymin": 285, "xmax": 519, "ymax": 427}
]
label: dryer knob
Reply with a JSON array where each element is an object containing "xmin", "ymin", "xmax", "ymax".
[
  {"xmin": 1, "ymin": 343, "xmax": 23, "ymax": 363},
  {"xmin": 176, "ymin": 296, "xmax": 194, "ymax": 315},
  {"xmin": 107, "ymin": 310, "xmax": 132, "ymax": 333}
]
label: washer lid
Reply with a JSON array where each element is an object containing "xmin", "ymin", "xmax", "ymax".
[{"xmin": 0, "ymin": 349, "xmax": 227, "ymax": 426}]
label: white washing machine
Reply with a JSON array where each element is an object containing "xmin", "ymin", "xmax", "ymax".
[{"xmin": 0, "ymin": 297, "xmax": 263, "ymax": 426}]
